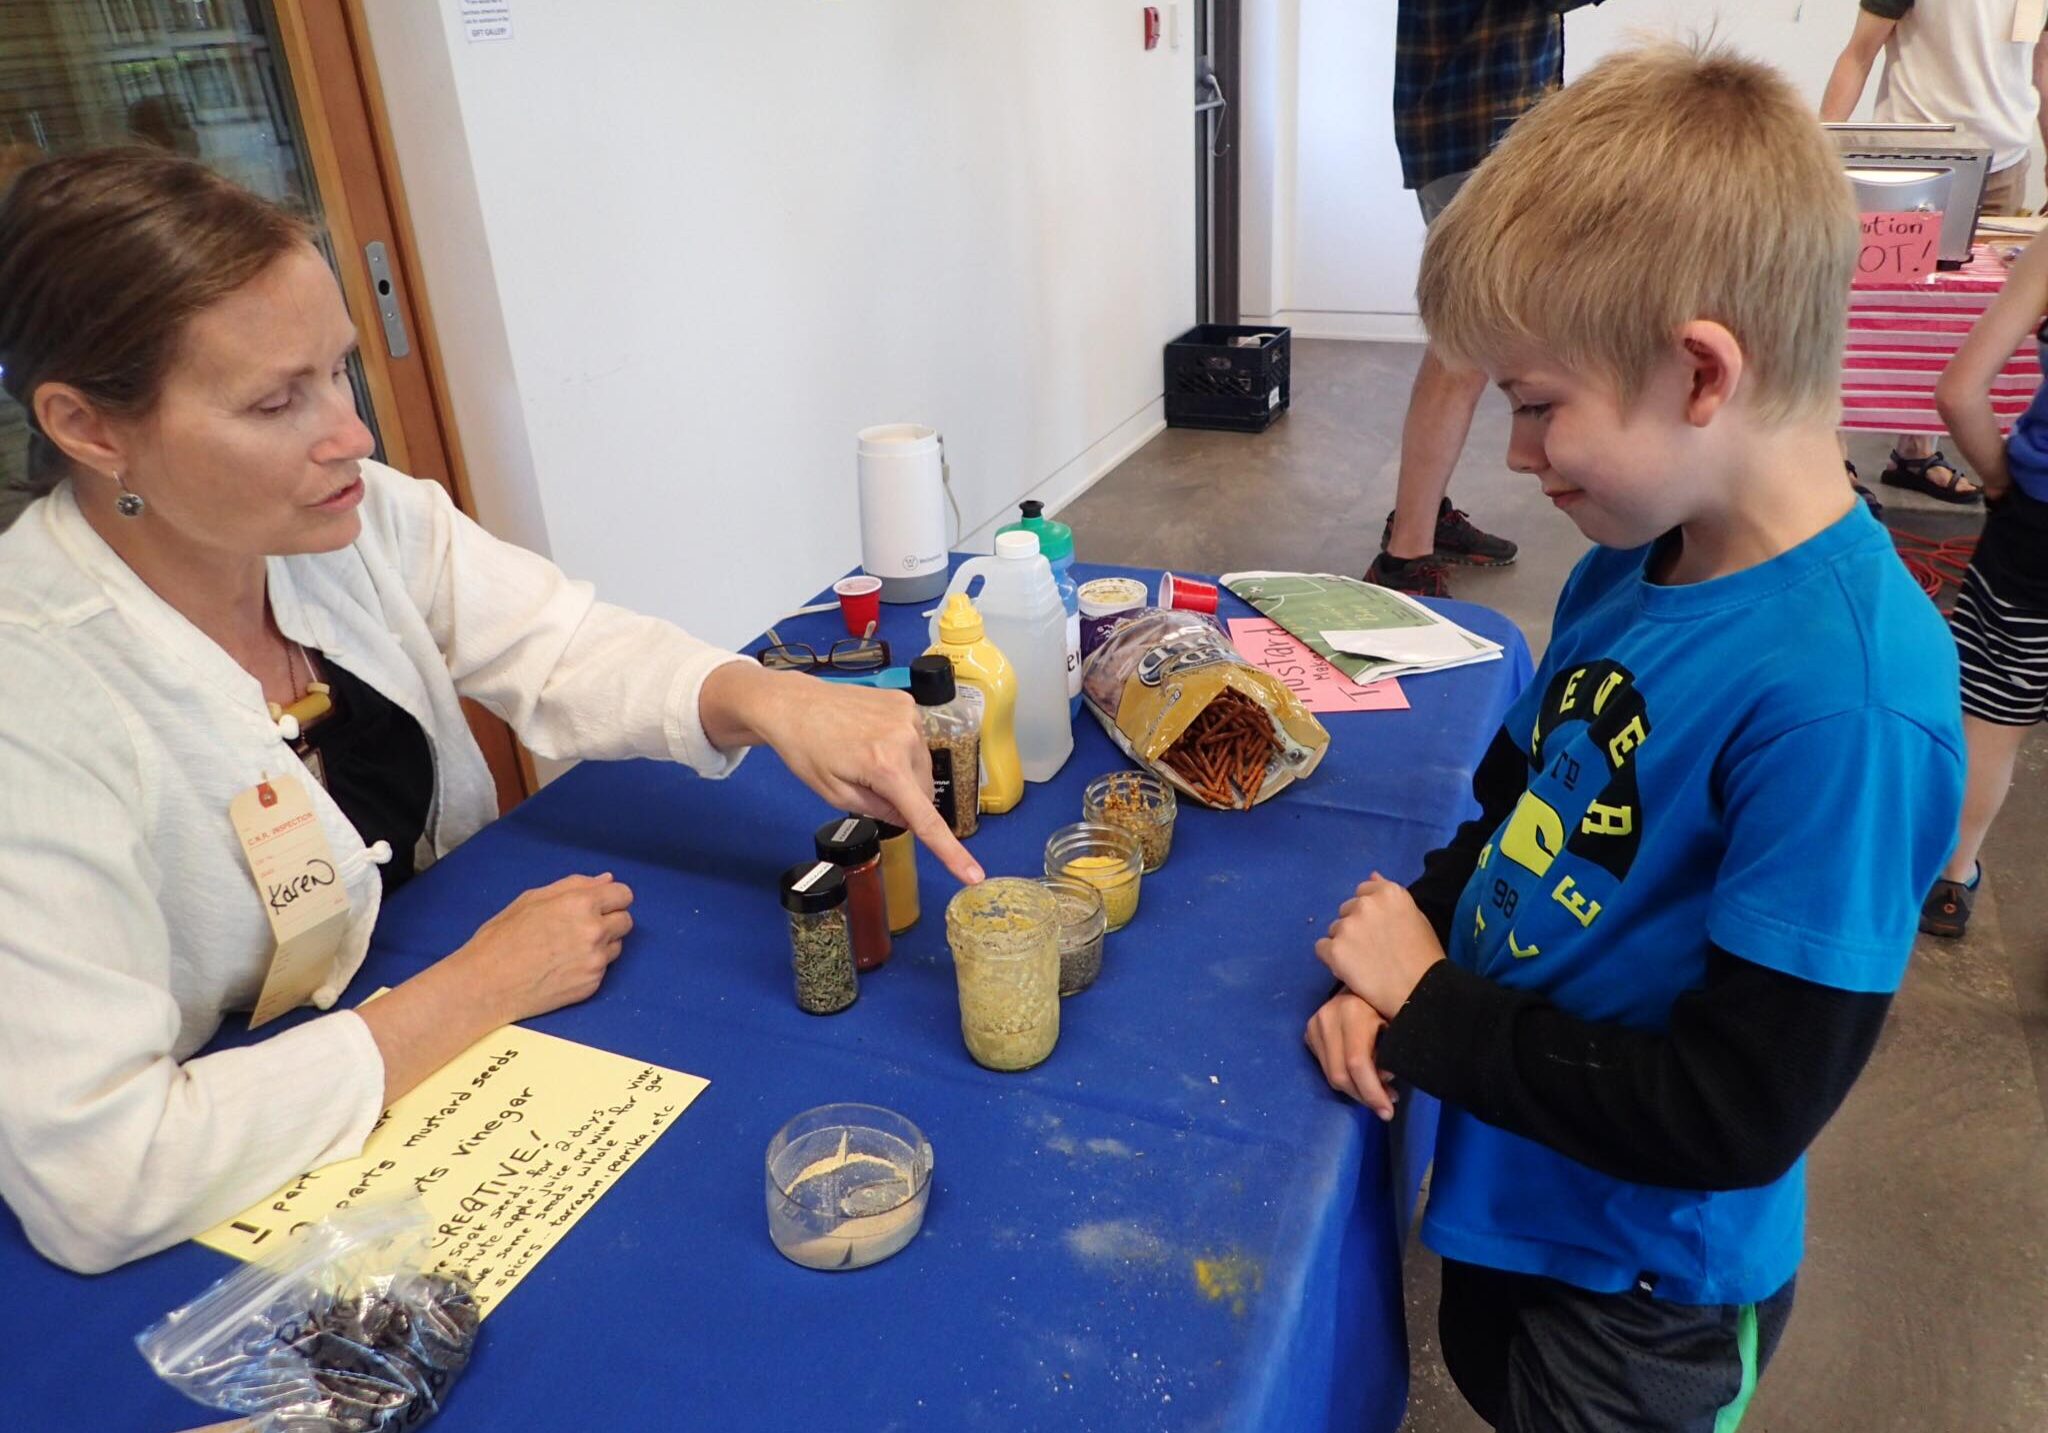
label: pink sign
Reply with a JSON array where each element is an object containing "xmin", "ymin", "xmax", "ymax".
[
  {"xmin": 1228, "ymin": 618, "xmax": 1409, "ymax": 714},
  {"xmin": 1854, "ymin": 212, "xmax": 1941, "ymax": 287}
]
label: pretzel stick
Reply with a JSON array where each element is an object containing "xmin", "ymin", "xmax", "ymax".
[{"xmin": 1162, "ymin": 689, "xmax": 1283, "ymax": 808}]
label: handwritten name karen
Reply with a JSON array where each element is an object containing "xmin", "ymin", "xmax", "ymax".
[{"xmin": 267, "ymin": 859, "xmax": 337, "ymax": 913}]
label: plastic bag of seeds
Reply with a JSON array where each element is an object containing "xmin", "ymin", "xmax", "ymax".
[
  {"xmin": 1082, "ymin": 607, "xmax": 1328, "ymax": 809},
  {"xmin": 137, "ymin": 1200, "xmax": 481, "ymax": 1433}
]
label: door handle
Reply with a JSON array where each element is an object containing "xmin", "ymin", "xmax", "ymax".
[
  {"xmin": 363, "ymin": 241, "xmax": 412, "ymax": 360},
  {"xmin": 1197, "ymin": 58, "xmax": 1230, "ymax": 157}
]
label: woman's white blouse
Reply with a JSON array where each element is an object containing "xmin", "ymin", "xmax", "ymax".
[{"xmin": 0, "ymin": 462, "xmax": 747, "ymax": 1271}]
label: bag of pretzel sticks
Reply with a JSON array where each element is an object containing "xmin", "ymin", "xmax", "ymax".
[{"xmin": 1081, "ymin": 608, "xmax": 1328, "ymax": 809}]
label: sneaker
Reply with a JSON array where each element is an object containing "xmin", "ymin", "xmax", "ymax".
[
  {"xmin": 1364, "ymin": 550, "xmax": 1452, "ymax": 598},
  {"xmin": 1919, "ymin": 866, "xmax": 1978, "ymax": 938},
  {"xmin": 1381, "ymin": 497, "xmax": 1519, "ymax": 567}
]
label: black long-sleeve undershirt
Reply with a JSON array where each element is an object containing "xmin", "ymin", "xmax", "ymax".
[{"xmin": 1369, "ymin": 727, "xmax": 1892, "ymax": 1192}]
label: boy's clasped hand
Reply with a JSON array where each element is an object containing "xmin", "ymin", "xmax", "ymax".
[{"xmin": 1305, "ymin": 874, "xmax": 1445, "ymax": 1123}]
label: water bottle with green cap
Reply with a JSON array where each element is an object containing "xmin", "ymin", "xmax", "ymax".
[{"xmin": 997, "ymin": 500, "xmax": 1080, "ymax": 715}]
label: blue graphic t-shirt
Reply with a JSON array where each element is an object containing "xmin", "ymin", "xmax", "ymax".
[
  {"xmin": 1421, "ymin": 503, "xmax": 1964, "ymax": 1305},
  {"xmin": 1994, "ymin": 339, "xmax": 2048, "ymax": 503}
]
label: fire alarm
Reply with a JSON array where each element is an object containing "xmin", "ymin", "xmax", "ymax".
[{"xmin": 1144, "ymin": 6, "xmax": 1160, "ymax": 49}]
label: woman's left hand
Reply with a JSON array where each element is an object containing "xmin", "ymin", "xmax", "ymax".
[
  {"xmin": 702, "ymin": 662, "xmax": 984, "ymax": 884},
  {"xmin": 1314, "ymin": 873, "xmax": 1444, "ymax": 1018}
]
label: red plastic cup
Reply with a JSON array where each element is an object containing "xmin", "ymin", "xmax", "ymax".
[
  {"xmin": 834, "ymin": 575, "xmax": 883, "ymax": 636},
  {"xmin": 1157, "ymin": 572, "xmax": 1219, "ymax": 614}
]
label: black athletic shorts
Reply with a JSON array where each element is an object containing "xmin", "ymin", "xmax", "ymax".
[{"xmin": 1437, "ymin": 1258, "xmax": 1797, "ymax": 1432}]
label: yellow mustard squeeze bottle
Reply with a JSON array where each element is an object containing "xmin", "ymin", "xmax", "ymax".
[{"xmin": 926, "ymin": 592, "xmax": 1024, "ymax": 814}]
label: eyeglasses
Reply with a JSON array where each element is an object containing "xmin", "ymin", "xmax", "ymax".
[{"xmin": 756, "ymin": 626, "xmax": 892, "ymax": 674}]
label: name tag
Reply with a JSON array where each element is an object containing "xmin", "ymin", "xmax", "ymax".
[
  {"xmin": 2015, "ymin": 0, "xmax": 2046, "ymax": 42},
  {"xmin": 229, "ymin": 774, "xmax": 353, "ymax": 1029}
]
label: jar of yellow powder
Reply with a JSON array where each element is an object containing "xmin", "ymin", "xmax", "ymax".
[
  {"xmin": 874, "ymin": 819, "xmax": 920, "ymax": 934},
  {"xmin": 1043, "ymin": 823, "xmax": 1143, "ymax": 932},
  {"xmin": 945, "ymin": 878, "xmax": 1061, "ymax": 1072}
]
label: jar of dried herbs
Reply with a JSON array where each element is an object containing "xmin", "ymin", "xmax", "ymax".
[
  {"xmin": 780, "ymin": 860, "xmax": 858, "ymax": 1015},
  {"xmin": 1082, "ymin": 769, "xmax": 1177, "ymax": 874}
]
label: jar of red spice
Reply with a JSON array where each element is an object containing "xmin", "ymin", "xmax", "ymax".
[{"xmin": 814, "ymin": 816, "xmax": 892, "ymax": 971}]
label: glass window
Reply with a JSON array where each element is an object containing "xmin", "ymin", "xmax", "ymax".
[{"xmin": 0, "ymin": 0, "xmax": 379, "ymax": 531}]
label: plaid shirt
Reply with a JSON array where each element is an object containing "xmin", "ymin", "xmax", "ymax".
[{"xmin": 1394, "ymin": 0, "xmax": 1565, "ymax": 191}]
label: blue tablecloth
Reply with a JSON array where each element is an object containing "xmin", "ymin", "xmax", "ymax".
[{"xmin": 1, "ymin": 561, "xmax": 1529, "ymax": 1432}]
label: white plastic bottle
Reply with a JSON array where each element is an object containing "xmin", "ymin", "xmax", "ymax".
[{"xmin": 929, "ymin": 531, "xmax": 1074, "ymax": 782}]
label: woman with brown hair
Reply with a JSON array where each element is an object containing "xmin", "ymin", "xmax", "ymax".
[{"xmin": 0, "ymin": 148, "xmax": 980, "ymax": 1273}]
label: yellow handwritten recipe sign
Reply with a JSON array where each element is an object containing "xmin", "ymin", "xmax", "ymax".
[{"xmin": 199, "ymin": 1013, "xmax": 708, "ymax": 1316}]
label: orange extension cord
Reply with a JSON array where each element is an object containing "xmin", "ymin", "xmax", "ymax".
[{"xmin": 1892, "ymin": 529, "xmax": 1978, "ymax": 600}]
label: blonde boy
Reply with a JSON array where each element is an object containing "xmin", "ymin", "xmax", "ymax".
[{"xmin": 1304, "ymin": 45, "xmax": 1964, "ymax": 1430}]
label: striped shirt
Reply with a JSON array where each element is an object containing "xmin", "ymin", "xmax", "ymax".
[{"xmin": 1394, "ymin": 0, "xmax": 1565, "ymax": 190}]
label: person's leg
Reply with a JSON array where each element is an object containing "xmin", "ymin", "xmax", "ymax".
[
  {"xmin": 1386, "ymin": 346, "xmax": 1489, "ymax": 562},
  {"xmin": 1924, "ymin": 560, "xmax": 2044, "ymax": 934},
  {"xmin": 1944, "ymin": 715, "xmax": 2032, "ymax": 884},
  {"xmin": 1369, "ymin": 170, "xmax": 1515, "ymax": 593},
  {"xmin": 1943, "ymin": 559, "xmax": 2048, "ymax": 885},
  {"xmin": 1496, "ymin": 1274, "xmax": 1798, "ymax": 1432}
]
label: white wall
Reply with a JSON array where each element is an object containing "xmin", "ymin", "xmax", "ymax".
[
  {"xmin": 1241, "ymin": 0, "xmax": 1953, "ymax": 340},
  {"xmin": 360, "ymin": 1, "xmax": 1195, "ymax": 652},
  {"xmin": 1241, "ymin": 0, "xmax": 1423, "ymax": 340}
]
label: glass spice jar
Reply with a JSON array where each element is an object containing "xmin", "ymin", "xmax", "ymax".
[
  {"xmin": 1044, "ymin": 823, "xmax": 1143, "ymax": 933},
  {"xmin": 814, "ymin": 816, "xmax": 891, "ymax": 971},
  {"xmin": 911, "ymin": 655, "xmax": 983, "ymax": 838},
  {"xmin": 1039, "ymin": 875, "xmax": 1108, "ymax": 996},
  {"xmin": 945, "ymin": 878, "xmax": 1060, "ymax": 1072},
  {"xmin": 875, "ymin": 820, "xmax": 921, "ymax": 934},
  {"xmin": 1082, "ymin": 770, "xmax": 1178, "ymax": 874},
  {"xmin": 780, "ymin": 861, "xmax": 858, "ymax": 1015}
]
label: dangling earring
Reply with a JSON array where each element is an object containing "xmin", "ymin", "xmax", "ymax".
[{"xmin": 113, "ymin": 472, "xmax": 145, "ymax": 519}]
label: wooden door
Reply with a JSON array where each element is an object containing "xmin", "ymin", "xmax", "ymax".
[
  {"xmin": 0, "ymin": 0, "xmax": 530, "ymax": 808},
  {"xmin": 273, "ymin": 0, "xmax": 532, "ymax": 809}
]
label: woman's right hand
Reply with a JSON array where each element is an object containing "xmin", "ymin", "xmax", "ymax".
[
  {"xmin": 457, "ymin": 873, "xmax": 635, "ymax": 1024},
  {"xmin": 697, "ymin": 661, "xmax": 984, "ymax": 885}
]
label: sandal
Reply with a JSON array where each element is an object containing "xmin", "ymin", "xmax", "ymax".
[
  {"xmin": 1846, "ymin": 460, "xmax": 1884, "ymax": 519},
  {"xmin": 1919, "ymin": 867, "xmax": 1978, "ymax": 938},
  {"xmin": 1880, "ymin": 450, "xmax": 1981, "ymax": 505}
]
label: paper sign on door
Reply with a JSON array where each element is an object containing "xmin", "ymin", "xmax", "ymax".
[{"xmin": 461, "ymin": 0, "xmax": 513, "ymax": 43}]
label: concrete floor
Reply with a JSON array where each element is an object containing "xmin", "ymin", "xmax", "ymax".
[{"xmin": 1067, "ymin": 340, "xmax": 2048, "ymax": 1432}]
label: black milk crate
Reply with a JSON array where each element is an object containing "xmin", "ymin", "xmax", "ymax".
[{"xmin": 1164, "ymin": 324, "xmax": 1292, "ymax": 433}]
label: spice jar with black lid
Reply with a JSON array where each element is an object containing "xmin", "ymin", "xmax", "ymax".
[
  {"xmin": 814, "ymin": 816, "xmax": 891, "ymax": 971},
  {"xmin": 780, "ymin": 860, "xmax": 858, "ymax": 1014},
  {"xmin": 910, "ymin": 655, "xmax": 983, "ymax": 838}
]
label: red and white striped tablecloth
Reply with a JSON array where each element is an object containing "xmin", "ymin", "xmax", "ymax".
[{"xmin": 1843, "ymin": 244, "xmax": 2039, "ymax": 435}]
